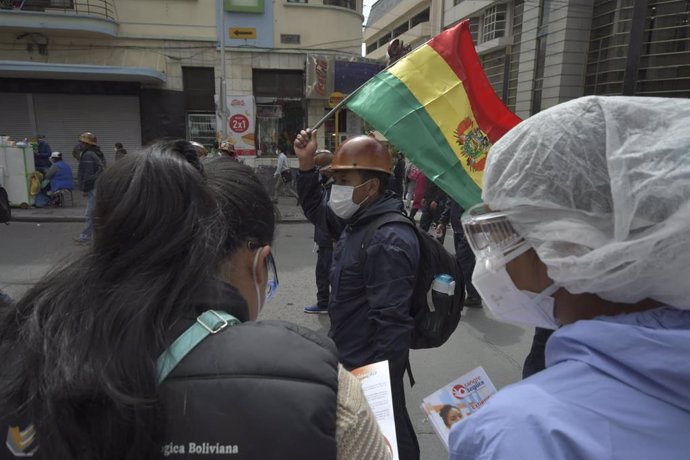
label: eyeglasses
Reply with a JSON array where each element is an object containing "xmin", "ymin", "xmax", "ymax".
[
  {"xmin": 461, "ymin": 204, "xmax": 524, "ymax": 257},
  {"xmin": 248, "ymin": 241, "xmax": 279, "ymax": 302}
]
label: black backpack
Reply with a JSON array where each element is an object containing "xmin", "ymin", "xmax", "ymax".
[
  {"xmin": 0, "ymin": 186, "xmax": 10, "ymax": 224},
  {"xmin": 361, "ymin": 212, "xmax": 465, "ymax": 350}
]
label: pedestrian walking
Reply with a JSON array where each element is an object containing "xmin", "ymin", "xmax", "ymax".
[
  {"xmin": 449, "ymin": 96, "xmax": 690, "ymax": 459},
  {"xmin": 73, "ymin": 131, "xmax": 105, "ymax": 244},
  {"xmin": 295, "ymin": 130, "xmax": 421, "ymax": 460},
  {"xmin": 0, "ymin": 140, "xmax": 389, "ymax": 460},
  {"xmin": 273, "ymin": 146, "xmax": 298, "ymax": 203},
  {"xmin": 114, "ymin": 142, "xmax": 127, "ymax": 161},
  {"xmin": 437, "ymin": 199, "xmax": 482, "ymax": 308}
]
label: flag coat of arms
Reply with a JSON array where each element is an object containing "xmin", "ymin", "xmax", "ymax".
[{"xmin": 345, "ymin": 20, "xmax": 522, "ymax": 209}]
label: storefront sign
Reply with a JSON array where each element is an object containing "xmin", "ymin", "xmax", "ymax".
[
  {"xmin": 328, "ymin": 91, "xmax": 345, "ymax": 108},
  {"xmin": 306, "ymin": 55, "xmax": 334, "ymax": 100},
  {"xmin": 219, "ymin": 95, "xmax": 256, "ymax": 156}
]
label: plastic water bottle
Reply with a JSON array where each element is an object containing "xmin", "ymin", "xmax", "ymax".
[
  {"xmin": 433, "ymin": 274, "xmax": 455, "ymax": 295},
  {"xmin": 428, "ymin": 274, "xmax": 455, "ymax": 312}
]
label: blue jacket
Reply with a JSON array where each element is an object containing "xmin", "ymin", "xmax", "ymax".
[
  {"xmin": 297, "ymin": 169, "xmax": 419, "ymax": 377},
  {"xmin": 449, "ymin": 307, "xmax": 690, "ymax": 459},
  {"xmin": 48, "ymin": 161, "xmax": 74, "ymax": 192}
]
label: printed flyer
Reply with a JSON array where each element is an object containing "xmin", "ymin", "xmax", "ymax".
[
  {"xmin": 420, "ymin": 366, "xmax": 497, "ymax": 450},
  {"xmin": 351, "ymin": 361, "xmax": 398, "ymax": 460}
]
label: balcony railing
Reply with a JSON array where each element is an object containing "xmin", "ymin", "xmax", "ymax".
[{"xmin": 0, "ymin": 0, "xmax": 116, "ymax": 21}]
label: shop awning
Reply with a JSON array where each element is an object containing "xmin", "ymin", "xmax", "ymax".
[{"xmin": 0, "ymin": 60, "xmax": 166, "ymax": 84}]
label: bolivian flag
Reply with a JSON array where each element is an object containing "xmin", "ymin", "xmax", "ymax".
[{"xmin": 346, "ymin": 20, "xmax": 521, "ymax": 209}]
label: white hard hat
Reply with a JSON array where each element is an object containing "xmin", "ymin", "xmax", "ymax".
[{"xmin": 50, "ymin": 151, "xmax": 62, "ymax": 158}]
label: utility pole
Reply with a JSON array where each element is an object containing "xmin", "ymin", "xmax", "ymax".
[{"xmin": 218, "ymin": 0, "xmax": 228, "ymax": 137}]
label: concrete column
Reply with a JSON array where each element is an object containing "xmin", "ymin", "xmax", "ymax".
[
  {"xmin": 514, "ymin": 1, "xmax": 540, "ymax": 118},
  {"xmin": 540, "ymin": 0, "xmax": 594, "ymax": 110}
]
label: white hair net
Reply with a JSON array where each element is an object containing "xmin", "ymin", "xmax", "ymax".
[{"xmin": 483, "ymin": 96, "xmax": 690, "ymax": 309}]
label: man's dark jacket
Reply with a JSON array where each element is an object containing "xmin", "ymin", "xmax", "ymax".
[
  {"xmin": 297, "ymin": 168, "xmax": 419, "ymax": 376},
  {"xmin": 77, "ymin": 147, "xmax": 106, "ymax": 192}
]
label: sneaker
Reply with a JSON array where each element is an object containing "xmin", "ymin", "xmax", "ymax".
[
  {"xmin": 72, "ymin": 237, "xmax": 90, "ymax": 245},
  {"xmin": 304, "ymin": 305, "xmax": 328, "ymax": 314},
  {"xmin": 464, "ymin": 297, "xmax": 483, "ymax": 308}
]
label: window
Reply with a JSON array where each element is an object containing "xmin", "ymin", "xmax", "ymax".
[
  {"xmin": 323, "ymin": 0, "xmax": 355, "ymax": 11},
  {"xmin": 253, "ymin": 69, "xmax": 304, "ymax": 99},
  {"xmin": 182, "ymin": 67, "xmax": 215, "ymax": 112},
  {"xmin": 482, "ymin": 3, "xmax": 507, "ymax": 42},
  {"xmin": 280, "ymin": 34, "xmax": 301, "ymax": 44},
  {"xmin": 410, "ymin": 8, "xmax": 430, "ymax": 28},
  {"xmin": 366, "ymin": 42, "xmax": 378, "ymax": 55},
  {"xmin": 18, "ymin": 0, "xmax": 74, "ymax": 10},
  {"xmin": 393, "ymin": 21, "xmax": 409, "ymax": 38}
]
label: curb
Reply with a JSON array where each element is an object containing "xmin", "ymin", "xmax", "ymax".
[
  {"xmin": 11, "ymin": 215, "xmax": 309, "ymax": 224},
  {"xmin": 11, "ymin": 215, "xmax": 85, "ymax": 223}
]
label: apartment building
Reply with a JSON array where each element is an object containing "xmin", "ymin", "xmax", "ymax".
[
  {"xmin": 441, "ymin": 0, "xmax": 690, "ymax": 119},
  {"xmin": 363, "ymin": 0, "xmax": 439, "ymax": 61},
  {"xmin": 0, "ymin": 0, "xmax": 373, "ymax": 167}
]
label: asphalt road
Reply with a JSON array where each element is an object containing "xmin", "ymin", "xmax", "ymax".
[{"xmin": 0, "ymin": 221, "xmax": 533, "ymax": 460}]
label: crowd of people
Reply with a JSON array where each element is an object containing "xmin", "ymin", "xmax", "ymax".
[{"xmin": 0, "ymin": 95, "xmax": 689, "ymax": 460}]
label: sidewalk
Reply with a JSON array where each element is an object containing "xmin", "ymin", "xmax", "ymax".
[{"xmin": 10, "ymin": 194, "xmax": 308, "ymax": 224}]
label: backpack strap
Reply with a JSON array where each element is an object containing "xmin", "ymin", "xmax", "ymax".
[
  {"xmin": 360, "ymin": 212, "xmax": 419, "ymax": 387},
  {"xmin": 360, "ymin": 212, "xmax": 417, "ymax": 252},
  {"xmin": 156, "ymin": 310, "xmax": 240, "ymax": 385}
]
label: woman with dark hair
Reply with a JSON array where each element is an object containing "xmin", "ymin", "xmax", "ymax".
[
  {"xmin": 0, "ymin": 140, "xmax": 388, "ymax": 460},
  {"xmin": 439, "ymin": 405, "xmax": 463, "ymax": 429}
]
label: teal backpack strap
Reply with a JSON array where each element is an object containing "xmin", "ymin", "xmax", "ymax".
[{"xmin": 156, "ymin": 310, "xmax": 240, "ymax": 385}]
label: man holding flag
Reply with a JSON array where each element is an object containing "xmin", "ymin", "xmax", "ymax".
[{"xmin": 295, "ymin": 131, "xmax": 421, "ymax": 460}]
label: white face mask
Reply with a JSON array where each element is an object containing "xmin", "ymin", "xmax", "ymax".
[
  {"xmin": 472, "ymin": 242, "xmax": 561, "ymax": 330},
  {"xmin": 328, "ymin": 181, "xmax": 371, "ymax": 220}
]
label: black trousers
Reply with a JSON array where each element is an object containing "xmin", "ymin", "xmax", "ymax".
[
  {"xmin": 522, "ymin": 327, "xmax": 555, "ymax": 379},
  {"xmin": 390, "ymin": 362, "xmax": 420, "ymax": 460},
  {"xmin": 315, "ymin": 245, "xmax": 333, "ymax": 308},
  {"xmin": 453, "ymin": 231, "xmax": 479, "ymax": 299}
]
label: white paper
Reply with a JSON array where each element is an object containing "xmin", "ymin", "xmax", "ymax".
[{"xmin": 351, "ymin": 360, "xmax": 398, "ymax": 460}]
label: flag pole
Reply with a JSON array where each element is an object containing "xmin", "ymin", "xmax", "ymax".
[{"xmin": 310, "ymin": 37, "xmax": 435, "ymax": 131}]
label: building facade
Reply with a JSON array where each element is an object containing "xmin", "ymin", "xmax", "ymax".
[
  {"xmin": 217, "ymin": 0, "xmax": 378, "ymax": 155},
  {"xmin": 440, "ymin": 0, "xmax": 690, "ymax": 119},
  {"xmin": 0, "ymin": 0, "xmax": 373, "ymax": 172},
  {"xmin": 364, "ymin": 0, "xmax": 436, "ymax": 61}
]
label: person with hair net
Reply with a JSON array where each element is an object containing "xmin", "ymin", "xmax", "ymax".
[{"xmin": 449, "ymin": 96, "xmax": 690, "ymax": 459}]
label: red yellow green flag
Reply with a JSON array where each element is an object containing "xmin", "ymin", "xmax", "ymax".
[{"xmin": 345, "ymin": 20, "xmax": 522, "ymax": 209}]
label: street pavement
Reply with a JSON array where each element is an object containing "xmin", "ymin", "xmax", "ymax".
[{"xmin": 0, "ymin": 221, "xmax": 533, "ymax": 460}]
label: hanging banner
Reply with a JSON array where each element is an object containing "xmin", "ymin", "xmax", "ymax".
[
  {"xmin": 218, "ymin": 95, "xmax": 256, "ymax": 156},
  {"xmin": 306, "ymin": 55, "xmax": 334, "ymax": 100}
]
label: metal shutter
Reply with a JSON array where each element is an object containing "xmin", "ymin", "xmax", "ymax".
[
  {"xmin": 0, "ymin": 93, "xmax": 33, "ymax": 142},
  {"xmin": 33, "ymin": 93, "xmax": 142, "ymax": 172}
]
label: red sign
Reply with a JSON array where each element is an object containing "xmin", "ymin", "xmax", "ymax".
[{"xmin": 229, "ymin": 114, "xmax": 249, "ymax": 133}]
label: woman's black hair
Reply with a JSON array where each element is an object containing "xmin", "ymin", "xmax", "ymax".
[
  {"xmin": 0, "ymin": 140, "xmax": 275, "ymax": 460},
  {"xmin": 439, "ymin": 404, "xmax": 460, "ymax": 428}
]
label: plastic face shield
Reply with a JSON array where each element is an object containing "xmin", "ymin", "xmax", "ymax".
[{"xmin": 461, "ymin": 204, "xmax": 525, "ymax": 269}]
